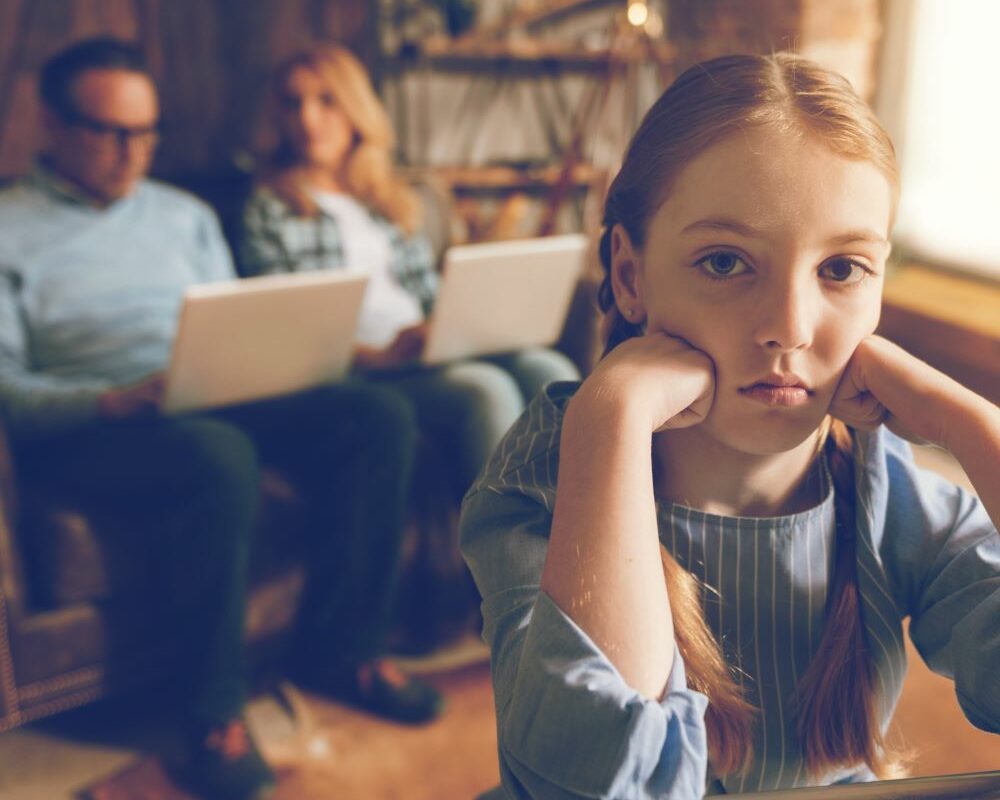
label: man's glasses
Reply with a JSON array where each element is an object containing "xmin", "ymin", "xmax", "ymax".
[{"xmin": 59, "ymin": 107, "xmax": 163, "ymax": 149}]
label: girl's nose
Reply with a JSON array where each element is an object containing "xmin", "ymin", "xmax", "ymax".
[{"xmin": 754, "ymin": 282, "xmax": 816, "ymax": 353}]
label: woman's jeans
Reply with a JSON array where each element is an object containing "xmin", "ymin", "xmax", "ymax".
[{"xmin": 370, "ymin": 346, "xmax": 580, "ymax": 489}]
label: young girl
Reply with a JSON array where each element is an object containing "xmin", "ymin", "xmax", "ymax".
[
  {"xmin": 241, "ymin": 45, "xmax": 579, "ymax": 490},
  {"xmin": 460, "ymin": 53, "xmax": 1000, "ymax": 797}
]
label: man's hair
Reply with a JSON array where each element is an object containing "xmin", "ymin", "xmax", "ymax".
[{"xmin": 39, "ymin": 37, "xmax": 152, "ymax": 118}]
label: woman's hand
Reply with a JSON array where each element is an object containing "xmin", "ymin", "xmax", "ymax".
[
  {"xmin": 98, "ymin": 373, "xmax": 166, "ymax": 418},
  {"xmin": 353, "ymin": 323, "xmax": 428, "ymax": 371},
  {"xmin": 574, "ymin": 332, "xmax": 716, "ymax": 433}
]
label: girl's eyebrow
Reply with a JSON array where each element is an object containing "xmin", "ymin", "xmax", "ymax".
[
  {"xmin": 826, "ymin": 229, "xmax": 891, "ymax": 249},
  {"xmin": 681, "ymin": 216, "xmax": 889, "ymax": 248},
  {"xmin": 681, "ymin": 217, "xmax": 766, "ymax": 239}
]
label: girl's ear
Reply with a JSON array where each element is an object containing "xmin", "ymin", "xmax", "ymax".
[{"xmin": 609, "ymin": 223, "xmax": 647, "ymax": 327}]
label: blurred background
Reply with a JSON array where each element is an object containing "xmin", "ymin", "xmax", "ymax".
[
  {"xmin": 1, "ymin": 0, "xmax": 994, "ymax": 392},
  {"xmin": 0, "ymin": 1, "xmax": 997, "ymax": 798}
]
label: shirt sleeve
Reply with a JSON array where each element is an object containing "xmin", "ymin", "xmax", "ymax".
[
  {"xmin": 461, "ymin": 486, "xmax": 710, "ymax": 800},
  {"xmin": 0, "ymin": 268, "xmax": 108, "ymax": 439},
  {"xmin": 239, "ymin": 190, "xmax": 294, "ymax": 277},
  {"xmin": 880, "ymin": 436, "xmax": 1000, "ymax": 733}
]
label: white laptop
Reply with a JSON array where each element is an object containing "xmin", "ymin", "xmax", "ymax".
[
  {"xmin": 421, "ymin": 233, "xmax": 587, "ymax": 365},
  {"xmin": 162, "ymin": 270, "xmax": 369, "ymax": 414}
]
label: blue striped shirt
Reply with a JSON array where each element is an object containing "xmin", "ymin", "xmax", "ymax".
[
  {"xmin": 0, "ymin": 164, "xmax": 234, "ymax": 439},
  {"xmin": 460, "ymin": 381, "xmax": 1000, "ymax": 798}
]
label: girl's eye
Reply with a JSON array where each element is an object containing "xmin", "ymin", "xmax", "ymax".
[
  {"xmin": 820, "ymin": 258, "xmax": 871, "ymax": 285},
  {"xmin": 320, "ymin": 92, "xmax": 338, "ymax": 108},
  {"xmin": 695, "ymin": 251, "xmax": 751, "ymax": 279}
]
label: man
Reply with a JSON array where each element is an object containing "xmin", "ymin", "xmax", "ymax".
[{"xmin": 0, "ymin": 38, "xmax": 442, "ymax": 800}]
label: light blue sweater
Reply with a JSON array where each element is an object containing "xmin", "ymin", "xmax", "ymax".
[{"xmin": 0, "ymin": 165, "xmax": 234, "ymax": 439}]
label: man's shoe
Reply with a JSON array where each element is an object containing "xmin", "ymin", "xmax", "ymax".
[
  {"xmin": 307, "ymin": 658, "xmax": 445, "ymax": 725},
  {"xmin": 184, "ymin": 716, "xmax": 276, "ymax": 800}
]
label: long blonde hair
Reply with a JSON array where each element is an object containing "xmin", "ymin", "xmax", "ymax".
[
  {"xmin": 598, "ymin": 53, "xmax": 904, "ymax": 780},
  {"xmin": 258, "ymin": 44, "xmax": 422, "ymax": 234}
]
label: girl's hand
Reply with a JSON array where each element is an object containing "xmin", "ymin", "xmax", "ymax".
[
  {"xmin": 829, "ymin": 335, "xmax": 964, "ymax": 448},
  {"xmin": 832, "ymin": 336, "xmax": 1000, "ymax": 533},
  {"xmin": 575, "ymin": 332, "xmax": 716, "ymax": 433}
]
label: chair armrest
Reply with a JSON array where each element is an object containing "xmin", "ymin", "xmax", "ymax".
[{"xmin": 0, "ymin": 421, "xmax": 28, "ymax": 620}]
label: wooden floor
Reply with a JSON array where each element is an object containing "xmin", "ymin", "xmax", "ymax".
[
  {"xmin": 255, "ymin": 639, "xmax": 998, "ymax": 799},
  {"xmin": 91, "ymin": 601, "xmax": 1000, "ymax": 795},
  {"xmin": 5, "ymin": 610, "xmax": 998, "ymax": 799},
  {"xmin": 262, "ymin": 661, "xmax": 500, "ymax": 799}
]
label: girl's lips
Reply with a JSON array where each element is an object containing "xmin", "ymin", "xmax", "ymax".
[{"xmin": 738, "ymin": 383, "xmax": 812, "ymax": 407}]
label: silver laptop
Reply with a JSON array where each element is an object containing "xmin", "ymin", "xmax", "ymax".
[
  {"xmin": 421, "ymin": 234, "xmax": 587, "ymax": 365},
  {"xmin": 162, "ymin": 270, "xmax": 369, "ymax": 414}
]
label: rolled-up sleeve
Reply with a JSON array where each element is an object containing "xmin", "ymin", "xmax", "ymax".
[
  {"xmin": 881, "ymin": 438, "xmax": 1000, "ymax": 733},
  {"xmin": 462, "ymin": 487, "xmax": 710, "ymax": 800}
]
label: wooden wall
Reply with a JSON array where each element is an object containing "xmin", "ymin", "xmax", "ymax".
[
  {"xmin": 0, "ymin": 0, "xmax": 376, "ymax": 177},
  {"xmin": 668, "ymin": 0, "xmax": 882, "ymax": 100}
]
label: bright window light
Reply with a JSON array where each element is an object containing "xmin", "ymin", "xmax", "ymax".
[{"xmin": 889, "ymin": 0, "xmax": 1000, "ymax": 280}]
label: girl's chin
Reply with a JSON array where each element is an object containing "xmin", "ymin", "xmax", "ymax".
[{"xmin": 696, "ymin": 410, "xmax": 829, "ymax": 456}]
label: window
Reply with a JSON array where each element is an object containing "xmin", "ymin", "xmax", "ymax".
[{"xmin": 878, "ymin": 0, "xmax": 1000, "ymax": 280}]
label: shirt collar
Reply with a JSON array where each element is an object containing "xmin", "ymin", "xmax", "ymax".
[{"xmin": 29, "ymin": 159, "xmax": 139, "ymax": 209}]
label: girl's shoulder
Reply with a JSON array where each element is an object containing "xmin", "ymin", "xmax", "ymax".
[
  {"xmin": 862, "ymin": 426, "xmax": 972, "ymax": 512},
  {"xmin": 860, "ymin": 426, "xmax": 994, "ymax": 564},
  {"xmin": 467, "ymin": 380, "xmax": 581, "ymax": 501}
]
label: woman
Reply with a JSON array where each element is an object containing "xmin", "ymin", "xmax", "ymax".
[
  {"xmin": 459, "ymin": 53, "xmax": 1000, "ymax": 798},
  {"xmin": 241, "ymin": 44, "xmax": 580, "ymax": 492}
]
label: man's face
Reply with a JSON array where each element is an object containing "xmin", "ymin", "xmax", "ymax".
[{"xmin": 45, "ymin": 68, "xmax": 160, "ymax": 203}]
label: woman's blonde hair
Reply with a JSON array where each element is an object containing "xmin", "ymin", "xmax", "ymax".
[
  {"xmin": 598, "ymin": 53, "xmax": 904, "ymax": 781},
  {"xmin": 258, "ymin": 44, "xmax": 422, "ymax": 234}
]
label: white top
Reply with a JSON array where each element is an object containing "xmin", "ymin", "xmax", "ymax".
[{"xmin": 312, "ymin": 190, "xmax": 423, "ymax": 348}]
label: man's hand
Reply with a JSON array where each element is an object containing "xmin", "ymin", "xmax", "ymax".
[{"xmin": 98, "ymin": 373, "xmax": 166, "ymax": 419}]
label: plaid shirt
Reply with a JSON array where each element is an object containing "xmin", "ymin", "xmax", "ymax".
[{"xmin": 240, "ymin": 187, "xmax": 439, "ymax": 315}]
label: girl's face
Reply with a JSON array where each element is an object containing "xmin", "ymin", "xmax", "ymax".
[
  {"xmin": 277, "ymin": 66, "xmax": 354, "ymax": 170},
  {"xmin": 614, "ymin": 125, "xmax": 893, "ymax": 455}
]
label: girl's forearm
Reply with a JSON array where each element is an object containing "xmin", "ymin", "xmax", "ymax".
[
  {"xmin": 541, "ymin": 390, "xmax": 675, "ymax": 700},
  {"xmin": 945, "ymin": 393, "xmax": 1000, "ymax": 531}
]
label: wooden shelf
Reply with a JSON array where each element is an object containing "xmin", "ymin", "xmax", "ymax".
[
  {"xmin": 385, "ymin": 37, "xmax": 675, "ymax": 73},
  {"xmin": 403, "ymin": 163, "xmax": 606, "ymax": 191},
  {"xmin": 459, "ymin": 0, "xmax": 623, "ymax": 39}
]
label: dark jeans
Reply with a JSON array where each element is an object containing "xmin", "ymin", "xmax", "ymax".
[{"xmin": 16, "ymin": 381, "xmax": 417, "ymax": 727}]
